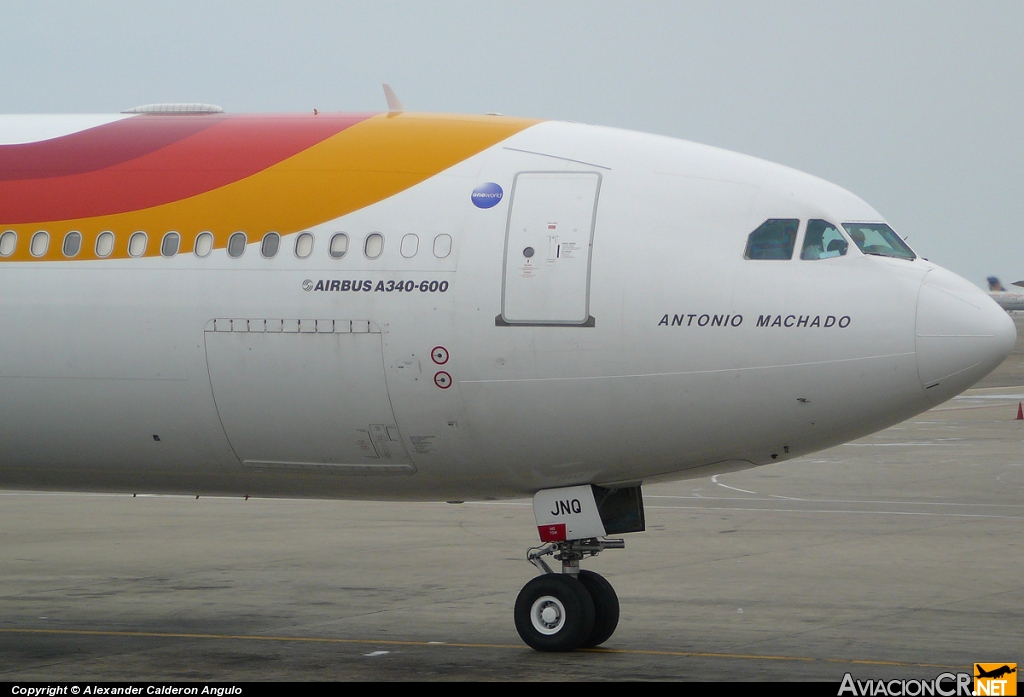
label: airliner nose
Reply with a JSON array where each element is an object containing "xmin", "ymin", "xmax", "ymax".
[{"xmin": 916, "ymin": 267, "xmax": 1016, "ymax": 403}]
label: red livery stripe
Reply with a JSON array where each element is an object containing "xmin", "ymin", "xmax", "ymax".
[{"xmin": 0, "ymin": 113, "xmax": 372, "ymax": 224}]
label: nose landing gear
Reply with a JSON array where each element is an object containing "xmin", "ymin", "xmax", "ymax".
[
  {"xmin": 515, "ymin": 484, "xmax": 644, "ymax": 652},
  {"xmin": 514, "ymin": 537, "xmax": 624, "ymax": 651}
]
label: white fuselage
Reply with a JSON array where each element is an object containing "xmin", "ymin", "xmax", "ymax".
[{"xmin": 0, "ymin": 118, "xmax": 1015, "ymax": 500}]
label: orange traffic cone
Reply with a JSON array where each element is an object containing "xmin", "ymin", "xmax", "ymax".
[{"xmin": 1017, "ymin": 402, "xmax": 1023, "ymax": 420}]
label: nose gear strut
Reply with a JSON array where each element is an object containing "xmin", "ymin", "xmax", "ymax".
[{"xmin": 527, "ymin": 537, "xmax": 626, "ymax": 575}]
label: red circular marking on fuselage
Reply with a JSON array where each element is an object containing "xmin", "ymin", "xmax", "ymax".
[
  {"xmin": 434, "ymin": 371, "xmax": 452, "ymax": 389},
  {"xmin": 431, "ymin": 346, "xmax": 449, "ymax": 365}
]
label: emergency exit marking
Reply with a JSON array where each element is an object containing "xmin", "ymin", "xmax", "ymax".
[
  {"xmin": 431, "ymin": 346, "xmax": 449, "ymax": 364},
  {"xmin": 434, "ymin": 371, "xmax": 452, "ymax": 389}
]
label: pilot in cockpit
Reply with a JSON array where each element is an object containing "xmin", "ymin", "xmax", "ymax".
[
  {"xmin": 801, "ymin": 227, "xmax": 825, "ymax": 260},
  {"xmin": 801, "ymin": 220, "xmax": 849, "ymax": 260}
]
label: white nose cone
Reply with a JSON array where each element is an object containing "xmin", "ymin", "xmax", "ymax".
[{"xmin": 916, "ymin": 267, "xmax": 1016, "ymax": 403}]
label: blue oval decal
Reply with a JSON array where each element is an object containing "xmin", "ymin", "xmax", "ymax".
[{"xmin": 471, "ymin": 182, "xmax": 503, "ymax": 209}]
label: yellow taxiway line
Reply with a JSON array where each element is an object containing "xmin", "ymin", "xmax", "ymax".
[{"xmin": 0, "ymin": 627, "xmax": 958, "ymax": 669}]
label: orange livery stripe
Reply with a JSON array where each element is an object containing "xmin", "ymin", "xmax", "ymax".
[{"xmin": 0, "ymin": 112, "xmax": 539, "ymax": 261}]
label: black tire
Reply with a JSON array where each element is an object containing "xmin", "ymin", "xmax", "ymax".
[
  {"xmin": 514, "ymin": 574, "xmax": 596, "ymax": 652},
  {"xmin": 577, "ymin": 570, "xmax": 620, "ymax": 647}
]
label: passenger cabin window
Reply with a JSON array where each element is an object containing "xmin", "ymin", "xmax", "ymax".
[
  {"xmin": 194, "ymin": 232, "xmax": 214, "ymax": 258},
  {"xmin": 295, "ymin": 232, "xmax": 314, "ymax": 258},
  {"xmin": 95, "ymin": 231, "xmax": 114, "ymax": 258},
  {"xmin": 261, "ymin": 232, "xmax": 280, "ymax": 258},
  {"xmin": 801, "ymin": 220, "xmax": 848, "ymax": 260},
  {"xmin": 30, "ymin": 231, "xmax": 49, "ymax": 257},
  {"xmin": 842, "ymin": 223, "xmax": 916, "ymax": 260},
  {"xmin": 433, "ymin": 234, "xmax": 452, "ymax": 258},
  {"xmin": 743, "ymin": 219, "xmax": 798, "ymax": 260},
  {"xmin": 128, "ymin": 232, "xmax": 147, "ymax": 257},
  {"xmin": 161, "ymin": 232, "xmax": 180, "ymax": 257},
  {"xmin": 364, "ymin": 232, "xmax": 384, "ymax": 259},
  {"xmin": 62, "ymin": 231, "xmax": 82, "ymax": 257},
  {"xmin": 227, "ymin": 232, "xmax": 247, "ymax": 258},
  {"xmin": 401, "ymin": 234, "xmax": 419, "ymax": 258},
  {"xmin": 329, "ymin": 233, "xmax": 349, "ymax": 259},
  {"xmin": 0, "ymin": 230, "xmax": 15, "ymax": 257}
]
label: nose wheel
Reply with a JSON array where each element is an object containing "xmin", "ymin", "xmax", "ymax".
[
  {"xmin": 514, "ymin": 574, "xmax": 595, "ymax": 651},
  {"xmin": 515, "ymin": 538, "xmax": 623, "ymax": 651},
  {"xmin": 576, "ymin": 569, "xmax": 619, "ymax": 648}
]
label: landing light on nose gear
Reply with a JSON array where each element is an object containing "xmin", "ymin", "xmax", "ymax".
[{"xmin": 515, "ymin": 485, "xmax": 644, "ymax": 652}]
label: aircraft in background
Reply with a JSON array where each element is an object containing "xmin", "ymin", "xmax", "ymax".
[
  {"xmin": 987, "ymin": 277, "xmax": 1024, "ymax": 311},
  {"xmin": 0, "ymin": 94, "xmax": 1015, "ymax": 651}
]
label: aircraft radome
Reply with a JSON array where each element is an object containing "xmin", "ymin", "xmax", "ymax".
[{"xmin": 0, "ymin": 95, "xmax": 1015, "ymax": 652}]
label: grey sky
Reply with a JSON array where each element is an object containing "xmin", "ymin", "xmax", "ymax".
[{"xmin": 1, "ymin": 1, "xmax": 1020, "ymax": 287}]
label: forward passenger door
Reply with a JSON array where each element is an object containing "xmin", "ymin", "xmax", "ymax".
[{"xmin": 499, "ymin": 171, "xmax": 601, "ymax": 326}]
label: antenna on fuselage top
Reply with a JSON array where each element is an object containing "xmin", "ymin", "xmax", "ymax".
[
  {"xmin": 382, "ymin": 84, "xmax": 404, "ymax": 113},
  {"xmin": 121, "ymin": 103, "xmax": 225, "ymax": 115}
]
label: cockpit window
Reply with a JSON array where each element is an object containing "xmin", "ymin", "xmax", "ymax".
[
  {"xmin": 842, "ymin": 222, "xmax": 916, "ymax": 260},
  {"xmin": 743, "ymin": 219, "xmax": 798, "ymax": 260},
  {"xmin": 801, "ymin": 220, "xmax": 848, "ymax": 260}
]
